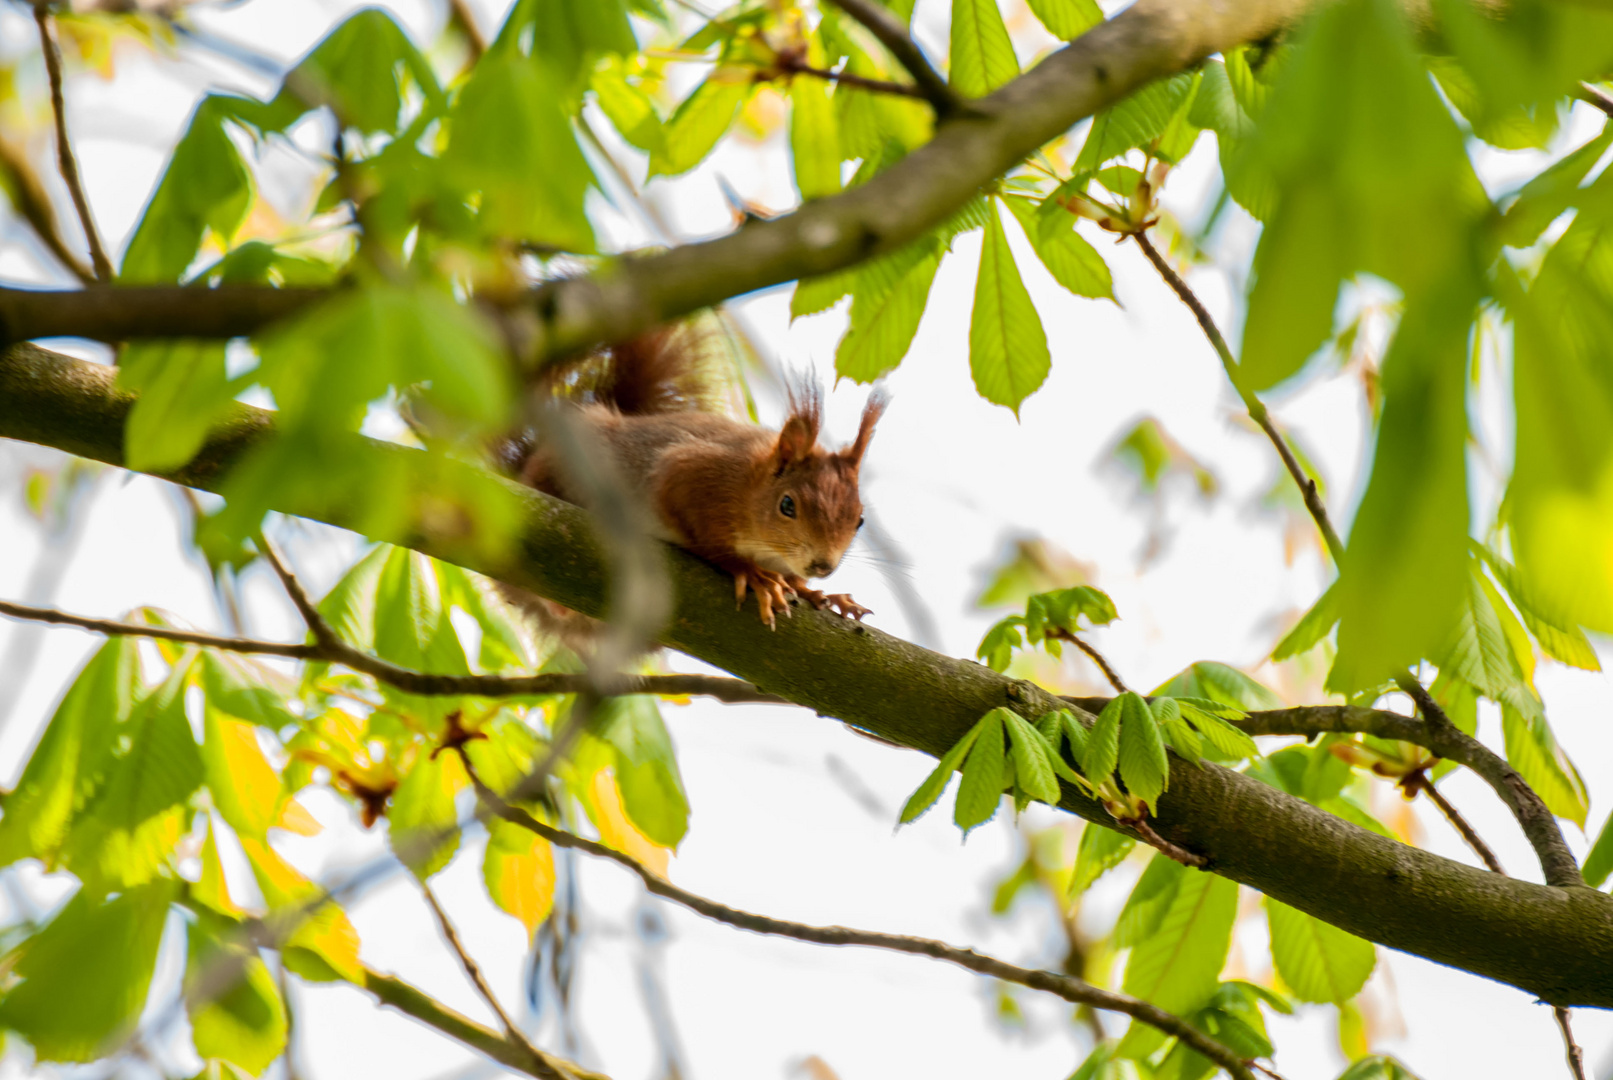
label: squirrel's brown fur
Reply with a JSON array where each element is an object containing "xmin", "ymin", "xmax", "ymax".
[{"xmin": 501, "ymin": 324, "xmax": 884, "ymax": 638}]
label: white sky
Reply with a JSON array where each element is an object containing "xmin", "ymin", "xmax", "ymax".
[{"xmin": 0, "ymin": 2, "xmax": 1610, "ymax": 1079}]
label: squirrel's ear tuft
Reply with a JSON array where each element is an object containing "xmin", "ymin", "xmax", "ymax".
[
  {"xmin": 844, "ymin": 390, "xmax": 888, "ymax": 465},
  {"xmin": 775, "ymin": 378, "xmax": 823, "ymax": 468}
]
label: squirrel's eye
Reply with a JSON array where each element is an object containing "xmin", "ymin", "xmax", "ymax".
[
  {"xmin": 857, "ymin": 516, "xmax": 865, "ymax": 529},
  {"xmin": 780, "ymin": 495, "xmax": 797, "ymax": 519}
]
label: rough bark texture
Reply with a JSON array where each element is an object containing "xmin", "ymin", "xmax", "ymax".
[{"xmin": 4, "ymin": 342, "xmax": 1613, "ymax": 1008}]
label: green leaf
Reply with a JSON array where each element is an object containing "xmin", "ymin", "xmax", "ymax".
[
  {"xmin": 1070, "ymin": 824, "xmax": 1133, "ymax": 896},
  {"xmin": 1272, "ymin": 580, "xmax": 1341, "ymax": 660},
  {"xmin": 0, "ymin": 638, "xmax": 140, "ymax": 868},
  {"xmin": 954, "ymin": 709, "xmax": 1007, "ymax": 832},
  {"xmin": 200, "ymin": 651, "xmax": 298, "ymax": 729},
  {"xmin": 239, "ymin": 836, "xmax": 363, "ymax": 982},
  {"xmin": 373, "ymin": 548, "xmax": 455, "ymax": 673},
  {"xmin": 1002, "ymin": 195, "xmax": 1114, "ymax": 302},
  {"xmin": 792, "ymin": 267, "xmax": 856, "ymax": 320},
  {"xmin": 121, "ymin": 96, "xmax": 253, "ymax": 283},
  {"xmin": 389, "ymin": 750, "xmax": 467, "ymax": 878},
  {"xmin": 1500, "ymin": 702, "xmax": 1589, "ymax": 828},
  {"xmin": 1266, "ymin": 897, "xmax": 1375, "ymax": 1004},
  {"xmin": 1240, "ymin": 185, "xmax": 1344, "ymax": 389},
  {"xmin": 317, "ymin": 545, "xmax": 390, "ymax": 652},
  {"xmin": 1074, "ymin": 72, "xmax": 1197, "ymax": 172},
  {"xmin": 949, "ymin": 0, "xmax": 1019, "ymax": 98},
  {"xmin": 1427, "ymin": 55, "xmax": 1557, "ymax": 151},
  {"xmin": 970, "ymin": 199, "xmax": 1051, "ymax": 413},
  {"xmin": 202, "ymin": 705, "xmax": 285, "ymax": 841},
  {"xmin": 1114, "ymin": 852, "xmax": 1186, "ymax": 946},
  {"xmin": 1583, "ymin": 811, "xmax": 1613, "ymax": 889},
  {"xmin": 89, "ymin": 654, "xmax": 205, "ymax": 832},
  {"xmin": 648, "ymin": 73, "xmax": 752, "ymax": 178},
  {"xmin": 1003, "ymin": 710, "xmax": 1061, "ymax": 805},
  {"xmin": 1335, "ymin": 1056, "xmax": 1423, "ymax": 1080},
  {"xmin": 592, "ymin": 57, "xmax": 663, "ymax": 154},
  {"xmin": 1082, "ymin": 696, "xmax": 1123, "ymax": 788},
  {"xmin": 0, "ymin": 881, "xmax": 176, "ymax": 1062},
  {"xmin": 900, "ymin": 717, "xmax": 986, "ymax": 824},
  {"xmin": 594, "ymin": 695, "xmax": 690, "ymax": 848},
  {"xmin": 117, "ymin": 341, "xmax": 233, "ymax": 472},
  {"xmin": 1474, "ymin": 545, "xmax": 1600, "ymax": 672},
  {"xmin": 256, "ymin": 8, "xmax": 442, "ymax": 135},
  {"xmin": 1438, "ymin": 562, "xmax": 1526, "ymax": 700},
  {"xmin": 1117, "ymin": 692, "xmax": 1168, "ymax": 810},
  {"xmin": 1177, "ymin": 705, "xmax": 1259, "ymax": 762},
  {"xmin": 186, "ymin": 910, "xmax": 288, "ymax": 1075},
  {"xmin": 498, "ymin": 0, "xmax": 637, "ymax": 88},
  {"xmin": 976, "ymin": 616, "xmax": 1025, "ymax": 672},
  {"xmin": 1118, "ymin": 866, "xmax": 1237, "ymax": 1054},
  {"xmin": 445, "ymin": 52, "xmax": 596, "ymax": 251},
  {"xmin": 1498, "ymin": 123, "xmax": 1613, "ymax": 249},
  {"xmin": 1025, "ymin": 0, "xmax": 1102, "ymax": 40},
  {"xmin": 1152, "ymin": 662, "xmax": 1281, "ymax": 711},
  {"xmin": 790, "ymin": 38, "xmax": 841, "ymax": 200},
  {"xmin": 835, "ymin": 242, "xmax": 943, "ymax": 383}
]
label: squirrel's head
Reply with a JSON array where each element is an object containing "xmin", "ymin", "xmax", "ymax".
[{"xmin": 740, "ymin": 385, "xmax": 886, "ymax": 581}]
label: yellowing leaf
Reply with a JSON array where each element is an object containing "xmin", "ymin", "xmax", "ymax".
[
  {"xmin": 194, "ymin": 816, "xmax": 243, "ymax": 917},
  {"xmin": 588, "ymin": 768, "xmax": 669, "ymax": 878},
  {"xmin": 483, "ymin": 819, "xmax": 556, "ymax": 937},
  {"xmin": 273, "ymin": 797, "xmax": 323, "ymax": 837},
  {"xmin": 239, "ymin": 836, "xmax": 364, "ymax": 983},
  {"xmin": 203, "ymin": 706, "xmax": 284, "ymax": 840}
]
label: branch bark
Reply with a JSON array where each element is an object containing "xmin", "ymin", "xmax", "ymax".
[
  {"xmin": 359, "ymin": 965, "xmax": 608, "ymax": 1080},
  {"xmin": 5, "ymin": 341, "xmax": 1613, "ymax": 1007},
  {"xmin": 1, "ymin": 0, "xmax": 1318, "ymax": 362}
]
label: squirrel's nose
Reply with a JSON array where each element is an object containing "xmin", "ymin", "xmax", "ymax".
[{"xmin": 808, "ymin": 559, "xmax": 835, "ymax": 577}]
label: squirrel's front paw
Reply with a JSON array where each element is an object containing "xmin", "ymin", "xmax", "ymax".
[
  {"xmin": 733, "ymin": 567, "xmax": 796, "ymax": 629},
  {"xmin": 790, "ymin": 581, "xmax": 872, "ymax": 622}
]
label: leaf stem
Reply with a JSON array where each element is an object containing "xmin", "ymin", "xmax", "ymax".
[{"xmin": 820, "ymin": 0, "xmax": 968, "ymax": 117}]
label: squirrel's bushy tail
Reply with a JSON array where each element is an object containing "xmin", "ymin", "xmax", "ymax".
[{"xmin": 538, "ymin": 322, "xmax": 732, "ymax": 416}]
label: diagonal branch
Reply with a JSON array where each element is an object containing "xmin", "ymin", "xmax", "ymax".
[
  {"xmin": 1400, "ymin": 770, "xmax": 1504, "ymax": 875},
  {"xmin": 360, "ymin": 965, "xmax": 609, "ymax": 1080},
  {"xmin": 820, "ymin": 0, "xmax": 965, "ymax": 115},
  {"xmin": 415, "ymin": 879, "xmax": 571, "ymax": 1080},
  {"xmin": 459, "ymin": 756, "xmax": 1269, "ymax": 1080},
  {"xmin": 0, "ymin": 597, "xmax": 785, "ymax": 704},
  {"xmin": 6, "ymin": 340, "xmax": 1613, "ymax": 1007},
  {"xmin": 1, "ymin": 0, "xmax": 1325, "ymax": 355},
  {"xmin": 32, "ymin": 2, "xmax": 114, "ymax": 282}
]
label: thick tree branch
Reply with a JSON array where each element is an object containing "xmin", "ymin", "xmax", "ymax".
[
  {"xmin": 5, "ymin": 342, "xmax": 1613, "ymax": 1007},
  {"xmin": 1, "ymin": 0, "xmax": 1320, "ymax": 358},
  {"xmin": 32, "ymin": 3, "xmax": 113, "ymax": 282},
  {"xmin": 821, "ymin": 0, "xmax": 964, "ymax": 115},
  {"xmin": 0, "ymin": 596, "xmax": 784, "ymax": 704},
  {"xmin": 461, "ymin": 759, "xmax": 1266, "ymax": 1080},
  {"xmin": 359, "ymin": 965, "xmax": 608, "ymax": 1080}
]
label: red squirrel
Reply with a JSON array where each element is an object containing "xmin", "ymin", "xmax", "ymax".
[{"xmin": 503, "ymin": 324, "xmax": 884, "ymax": 631}]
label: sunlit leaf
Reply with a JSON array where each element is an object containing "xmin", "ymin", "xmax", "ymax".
[
  {"xmin": 1117, "ymin": 692, "xmax": 1167, "ymax": 810},
  {"xmin": 1004, "ymin": 710, "xmax": 1061, "ymax": 805},
  {"xmin": 186, "ymin": 910, "xmax": 288, "ymax": 1075},
  {"xmin": 1500, "ymin": 703, "xmax": 1588, "ymax": 827},
  {"xmin": 389, "ymin": 750, "xmax": 467, "ymax": 878},
  {"xmin": 1584, "ymin": 811, "xmax": 1613, "ymax": 889},
  {"xmin": 0, "ymin": 880, "xmax": 176, "ymax": 1062},
  {"xmin": 483, "ymin": 818, "xmax": 556, "ymax": 936},
  {"xmin": 239, "ymin": 836, "xmax": 363, "ymax": 982},
  {"xmin": 1026, "ymin": 0, "xmax": 1102, "ymax": 41},
  {"xmin": 1117, "ymin": 865, "xmax": 1237, "ymax": 1057},
  {"xmin": 955, "ymin": 709, "xmax": 1007, "ymax": 832},
  {"xmin": 970, "ymin": 200, "xmax": 1051, "ymax": 413},
  {"xmin": 594, "ymin": 695, "xmax": 690, "ymax": 848},
  {"xmin": 202, "ymin": 705, "xmax": 285, "ymax": 841},
  {"xmin": 836, "ymin": 242, "xmax": 943, "ymax": 383},
  {"xmin": 949, "ymin": 0, "xmax": 1019, "ymax": 98},
  {"xmin": 648, "ymin": 72, "xmax": 751, "ymax": 178},
  {"xmin": 1002, "ymin": 195, "xmax": 1114, "ymax": 302},
  {"xmin": 1070, "ymin": 824, "xmax": 1134, "ymax": 896},
  {"xmin": 1082, "ymin": 696, "xmax": 1122, "ymax": 788},
  {"xmin": 1266, "ymin": 897, "xmax": 1375, "ymax": 1003},
  {"xmin": 900, "ymin": 721, "xmax": 984, "ymax": 824},
  {"xmin": 790, "ymin": 35, "xmax": 841, "ymax": 200},
  {"xmin": 1272, "ymin": 581, "xmax": 1341, "ymax": 660}
]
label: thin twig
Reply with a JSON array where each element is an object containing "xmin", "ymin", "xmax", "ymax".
[
  {"xmin": 1555, "ymin": 1005, "xmax": 1587, "ymax": 1080},
  {"xmin": 1050, "ymin": 629, "xmax": 1130, "ymax": 693},
  {"xmin": 0, "ymin": 138, "xmax": 95, "ymax": 283},
  {"xmin": 1577, "ymin": 82, "xmax": 1613, "ymax": 120},
  {"xmin": 1132, "ymin": 231, "xmax": 1342, "ymax": 562},
  {"xmin": 459, "ymin": 755, "xmax": 1265, "ymax": 1080},
  {"xmin": 416, "ymin": 880, "xmax": 569, "ymax": 1080},
  {"xmin": 821, "ymin": 0, "xmax": 968, "ymax": 117},
  {"xmin": 446, "ymin": 0, "xmax": 488, "ymax": 58},
  {"xmin": 0, "ymin": 596, "xmax": 786, "ymax": 704},
  {"xmin": 1402, "ymin": 772, "xmax": 1504, "ymax": 875},
  {"xmin": 779, "ymin": 55, "xmax": 928, "ymax": 100},
  {"xmin": 32, "ymin": 2, "xmax": 114, "ymax": 281}
]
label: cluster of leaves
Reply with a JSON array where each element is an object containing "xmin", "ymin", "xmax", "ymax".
[{"xmin": 0, "ymin": 544, "xmax": 689, "ymax": 1072}]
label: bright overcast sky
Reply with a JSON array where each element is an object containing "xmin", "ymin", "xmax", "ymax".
[{"xmin": 0, "ymin": 2, "xmax": 1611, "ymax": 1078}]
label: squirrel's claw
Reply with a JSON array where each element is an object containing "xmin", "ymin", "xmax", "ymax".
[
  {"xmin": 788, "ymin": 580, "xmax": 872, "ymax": 622},
  {"xmin": 728, "ymin": 565, "xmax": 795, "ymax": 629}
]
